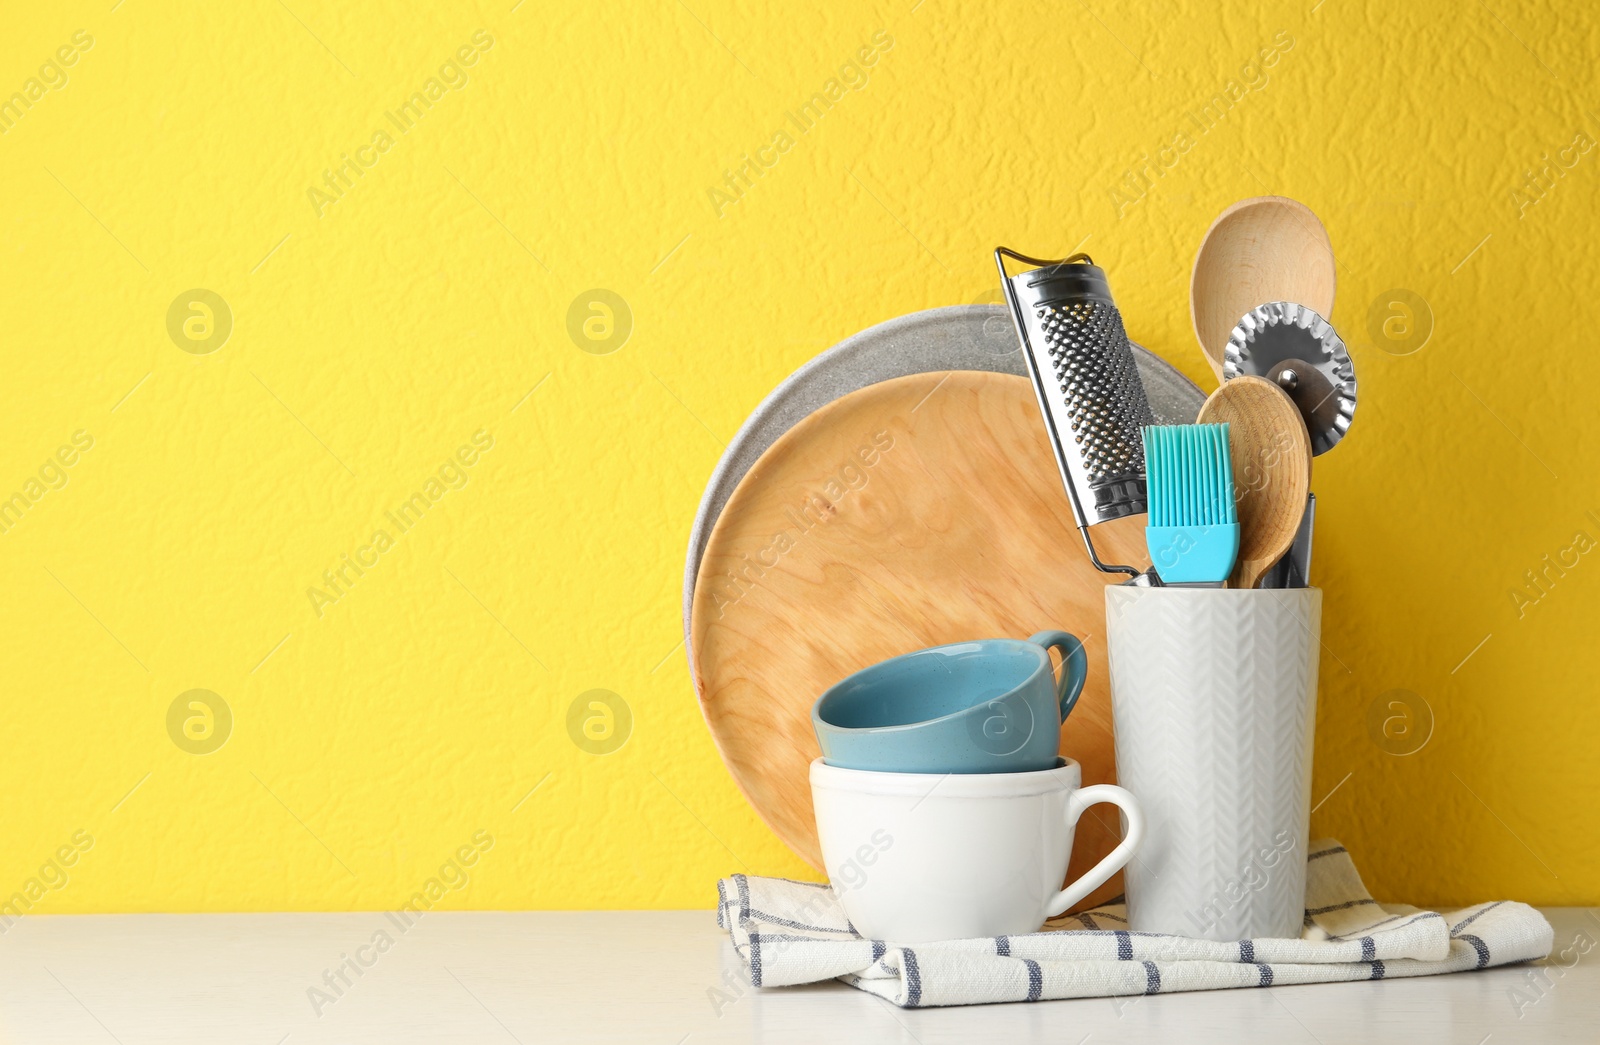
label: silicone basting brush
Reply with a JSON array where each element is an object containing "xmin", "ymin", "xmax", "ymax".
[{"xmin": 1141, "ymin": 423, "xmax": 1239, "ymax": 585}]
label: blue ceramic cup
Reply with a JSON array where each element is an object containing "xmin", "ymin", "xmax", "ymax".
[{"xmin": 811, "ymin": 631, "xmax": 1088, "ymax": 774}]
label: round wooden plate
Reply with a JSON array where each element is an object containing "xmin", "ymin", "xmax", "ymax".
[{"xmin": 691, "ymin": 370, "xmax": 1153, "ymax": 909}]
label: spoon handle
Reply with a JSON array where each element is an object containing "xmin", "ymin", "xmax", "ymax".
[{"xmin": 1196, "ymin": 377, "xmax": 1312, "ymax": 590}]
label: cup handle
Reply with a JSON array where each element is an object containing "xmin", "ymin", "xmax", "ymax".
[
  {"xmin": 1045, "ymin": 784, "xmax": 1145, "ymax": 918},
  {"xmin": 1027, "ymin": 630, "xmax": 1088, "ymax": 722}
]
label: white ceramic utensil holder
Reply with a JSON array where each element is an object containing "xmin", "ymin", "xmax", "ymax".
[{"xmin": 1104, "ymin": 585, "xmax": 1321, "ymax": 940}]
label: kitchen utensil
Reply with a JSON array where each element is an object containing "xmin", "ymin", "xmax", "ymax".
[
  {"xmin": 1287, "ymin": 491, "xmax": 1316, "ymax": 585},
  {"xmin": 1190, "ymin": 196, "xmax": 1336, "ymax": 384},
  {"xmin": 1261, "ymin": 493, "xmax": 1316, "ymax": 589},
  {"xmin": 692, "ymin": 370, "xmax": 1150, "ymax": 903},
  {"xmin": 1142, "ymin": 424, "xmax": 1238, "ymax": 585},
  {"xmin": 1197, "ymin": 377, "xmax": 1312, "ymax": 589},
  {"xmin": 684, "ymin": 305, "xmax": 1205, "ymax": 652},
  {"xmin": 811, "ymin": 757, "xmax": 1144, "ymax": 944},
  {"xmin": 1105, "ymin": 585, "xmax": 1321, "ymax": 940},
  {"xmin": 1227, "ymin": 302, "xmax": 1357, "ymax": 456},
  {"xmin": 812, "ymin": 631, "xmax": 1087, "ymax": 774},
  {"xmin": 995, "ymin": 250, "xmax": 1156, "ymax": 577}
]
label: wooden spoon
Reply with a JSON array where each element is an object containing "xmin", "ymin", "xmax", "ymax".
[
  {"xmin": 1191, "ymin": 197, "xmax": 1336, "ymax": 383},
  {"xmin": 1197, "ymin": 376, "xmax": 1312, "ymax": 589}
]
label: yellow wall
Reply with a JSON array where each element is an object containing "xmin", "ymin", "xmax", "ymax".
[{"xmin": 0, "ymin": 0, "xmax": 1595, "ymax": 914}]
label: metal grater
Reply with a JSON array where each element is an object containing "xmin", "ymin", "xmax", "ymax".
[{"xmin": 995, "ymin": 248, "xmax": 1155, "ymax": 576}]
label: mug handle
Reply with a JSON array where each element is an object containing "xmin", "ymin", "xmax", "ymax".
[
  {"xmin": 1045, "ymin": 784, "xmax": 1145, "ymax": 917},
  {"xmin": 1028, "ymin": 630, "xmax": 1088, "ymax": 722}
]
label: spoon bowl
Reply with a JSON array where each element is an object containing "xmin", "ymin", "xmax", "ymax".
[{"xmin": 1191, "ymin": 197, "xmax": 1336, "ymax": 383}]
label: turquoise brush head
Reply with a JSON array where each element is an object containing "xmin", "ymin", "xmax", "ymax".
[{"xmin": 1142, "ymin": 424, "xmax": 1239, "ymax": 584}]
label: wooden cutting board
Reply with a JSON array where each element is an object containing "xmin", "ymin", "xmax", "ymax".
[{"xmin": 691, "ymin": 370, "xmax": 1152, "ymax": 909}]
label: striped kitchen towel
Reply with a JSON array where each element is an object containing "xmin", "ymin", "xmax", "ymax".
[{"xmin": 713, "ymin": 840, "xmax": 1553, "ymax": 1008}]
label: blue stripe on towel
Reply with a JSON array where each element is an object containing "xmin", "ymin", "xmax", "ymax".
[
  {"xmin": 903, "ymin": 948, "xmax": 922, "ymax": 1008},
  {"xmin": 1115, "ymin": 931, "xmax": 1133, "ymax": 960},
  {"xmin": 1142, "ymin": 961, "xmax": 1161, "ymax": 993},
  {"xmin": 1451, "ymin": 902, "xmax": 1504, "ymax": 935},
  {"xmin": 745, "ymin": 908, "xmax": 858, "ymax": 935},
  {"xmin": 1023, "ymin": 958, "xmax": 1043, "ymax": 1001},
  {"xmin": 1307, "ymin": 898, "xmax": 1378, "ymax": 915},
  {"xmin": 1330, "ymin": 912, "xmax": 1438, "ymax": 941},
  {"xmin": 767, "ymin": 876, "xmax": 833, "ymax": 889},
  {"xmin": 1460, "ymin": 934, "xmax": 1491, "ymax": 968}
]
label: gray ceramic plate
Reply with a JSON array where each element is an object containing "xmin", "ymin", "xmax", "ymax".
[{"xmin": 682, "ymin": 304, "xmax": 1205, "ymax": 648}]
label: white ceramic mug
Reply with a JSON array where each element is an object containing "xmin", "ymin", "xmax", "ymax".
[{"xmin": 810, "ymin": 758, "xmax": 1143, "ymax": 943}]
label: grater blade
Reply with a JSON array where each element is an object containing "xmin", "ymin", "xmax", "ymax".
[{"xmin": 996, "ymin": 248, "xmax": 1155, "ymax": 575}]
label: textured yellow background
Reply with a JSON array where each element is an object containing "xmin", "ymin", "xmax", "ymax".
[{"xmin": 0, "ymin": 0, "xmax": 1595, "ymax": 914}]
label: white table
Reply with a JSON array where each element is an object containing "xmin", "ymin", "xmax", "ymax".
[{"xmin": 0, "ymin": 909, "xmax": 1592, "ymax": 1043}]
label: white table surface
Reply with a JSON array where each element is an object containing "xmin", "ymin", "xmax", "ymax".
[{"xmin": 0, "ymin": 908, "xmax": 1593, "ymax": 1043}]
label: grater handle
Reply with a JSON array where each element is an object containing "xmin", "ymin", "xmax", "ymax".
[
  {"xmin": 995, "ymin": 246, "xmax": 1142, "ymax": 579},
  {"xmin": 1079, "ymin": 527, "xmax": 1141, "ymax": 578},
  {"xmin": 995, "ymin": 246, "xmax": 1095, "ymax": 274}
]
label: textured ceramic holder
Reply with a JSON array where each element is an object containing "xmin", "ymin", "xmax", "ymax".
[{"xmin": 1104, "ymin": 586, "xmax": 1321, "ymax": 940}]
